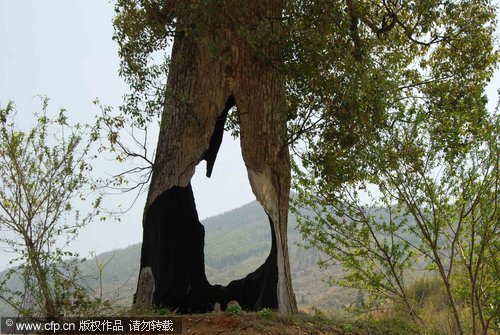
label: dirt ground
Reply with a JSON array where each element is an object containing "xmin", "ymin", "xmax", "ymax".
[{"xmin": 181, "ymin": 313, "xmax": 342, "ymax": 335}]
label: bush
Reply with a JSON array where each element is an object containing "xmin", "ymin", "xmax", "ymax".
[
  {"xmin": 225, "ymin": 301, "xmax": 243, "ymax": 315},
  {"xmin": 257, "ymin": 307, "xmax": 274, "ymax": 320}
]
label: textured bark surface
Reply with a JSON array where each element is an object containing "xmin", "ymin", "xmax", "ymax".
[{"xmin": 135, "ymin": 0, "xmax": 297, "ymax": 314}]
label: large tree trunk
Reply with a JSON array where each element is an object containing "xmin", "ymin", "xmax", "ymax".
[{"xmin": 134, "ymin": 1, "xmax": 297, "ymax": 314}]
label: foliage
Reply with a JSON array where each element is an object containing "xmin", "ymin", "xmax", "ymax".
[
  {"xmin": 112, "ymin": 0, "xmax": 282, "ymax": 126},
  {"xmin": 0, "ymin": 98, "xmax": 105, "ymax": 317},
  {"xmin": 112, "ymin": 1, "xmax": 172, "ymax": 127},
  {"xmin": 285, "ymin": 0, "xmax": 497, "ymax": 154},
  {"xmin": 112, "ymin": 1, "xmax": 497, "ymax": 138},
  {"xmin": 111, "ymin": 1, "xmax": 498, "ymax": 331},
  {"xmin": 403, "ymin": 276, "xmax": 458, "ymax": 335},
  {"xmin": 295, "ymin": 90, "xmax": 498, "ymax": 333},
  {"xmin": 406, "ymin": 276, "xmax": 445, "ymax": 310},
  {"xmin": 155, "ymin": 306, "xmax": 175, "ymax": 316},
  {"xmin": 225, "ymin": 301, "xmax": 244, "ymax": 315},
  {"xmin": 257, "ymin": 307, "xmax": 275, "ymax": 320},
  {"xmin": 293, "ymin": 72, "xmax": 498, "ymax": 335},
  {"xmin": 285, "ymin": 2, "xmax": 498, "ymax": 334}
]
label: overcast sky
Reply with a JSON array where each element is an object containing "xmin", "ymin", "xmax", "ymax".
[
  {"xmin": 0, "ymin": 1, "xmax": 498, "ymax": 269},
  {"xmin": 0, "ymin": 0, "xmax": 254, "ymax": 269}
]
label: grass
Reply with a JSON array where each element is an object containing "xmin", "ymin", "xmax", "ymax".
[{"xmin": 269, "ymin": 310, "xmax": 440, "ymax": 335}]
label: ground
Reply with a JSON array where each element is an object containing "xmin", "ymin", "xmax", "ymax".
[
  {"xmin": 182, "ymin": 313, "xmax": 340, "ymax": 335},
  {"xmin": 178, "ymin": 311, "xmax": 431, "ymax": 335}
]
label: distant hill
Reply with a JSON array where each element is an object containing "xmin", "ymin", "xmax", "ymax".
[
  {"xmin": 1, "ymin": 201, "xmax": 355, "ymax": 316},
  {"xmin": 81, "ymin": 200, "xmax": 354, "ymax": 311}
]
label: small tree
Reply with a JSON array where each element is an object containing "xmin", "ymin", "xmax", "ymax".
[
  {"xmin": 294, "ymin": 97, "xmax": 499, "ymax": 335},
  {"xmin": 451, "ymin": 113, "xmax": 499, "ymax": 335},
  {"xmin": 293, "ymin": 181, "xmax": 421, "ymax": 321},
  {"xmin": 0, "ymin": 98, "xmax": 103, "ymax": 317}
]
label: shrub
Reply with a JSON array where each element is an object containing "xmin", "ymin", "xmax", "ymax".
[
  {"xmin": 225, "ymin": 301, "xmax": 243, "ymax": 315},
  {"xmin": 257, "ymin": 307, "xmax": 274, "ymax": 320}
]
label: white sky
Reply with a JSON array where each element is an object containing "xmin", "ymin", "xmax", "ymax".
[{"xmin": 0, "ymin": 1, "xmax": 498, "ymax": 269}]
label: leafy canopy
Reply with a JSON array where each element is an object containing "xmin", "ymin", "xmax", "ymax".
[{"xmin": 112, "ymin": 1, "xmax": 497, "ymax": 161}]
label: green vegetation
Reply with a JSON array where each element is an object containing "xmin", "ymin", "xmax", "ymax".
[
  {"xmin": 294, "ymin": 93, "xmax": 498, "ymax": 334},
  {"xmin": 293, "ymin": 23, "xmax": 498, "ymax": 335},
  {"xmin": 285, "ymin": 1, "xmax": 499, "ymax": 333},
  {"xmin": 275, "ymin": 311, "xmax": 439, "ymax": 335},
  {"xmin": 1, "ymin": 191, "xmax": 495, "ymax": 334},
  {"xmin": 225, "ymin": 301, "xmax": 244, "ymax": 315},
  {"xmin": 1, "ymin": 2, "xmax": 497, "ymax": 334},
  {"xmin": 0, "ymin": 99, "xmax": 107, "ymax": 317},
  {"xmin": 111, "ymin": 2, "xmax": 499, "ymax": 332},
  {"xmin": 257, "ymin": 307, "xmax": 274, "ymax": 320}
]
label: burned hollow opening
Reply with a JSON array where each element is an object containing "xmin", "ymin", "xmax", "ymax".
[
  {"xmin": 136, "ymin": 94, "xmax": 280, "ymax": 313},
  {"xmin": 202, "ymin": 94, "xmax": 236, "ymax": 178},
  {"xmin": 198, "ymin": 94, "xmax": 278, "ymax": 310}
]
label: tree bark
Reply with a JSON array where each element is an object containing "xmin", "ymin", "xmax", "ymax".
[{"xmin": 134, "ymin": 1, "xmax": 297, "ymax": 314}]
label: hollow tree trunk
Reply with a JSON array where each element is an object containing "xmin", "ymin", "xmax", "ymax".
[{"xmin": 134, "ymin": 0, "xmax": 297, "ymax": 314}]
